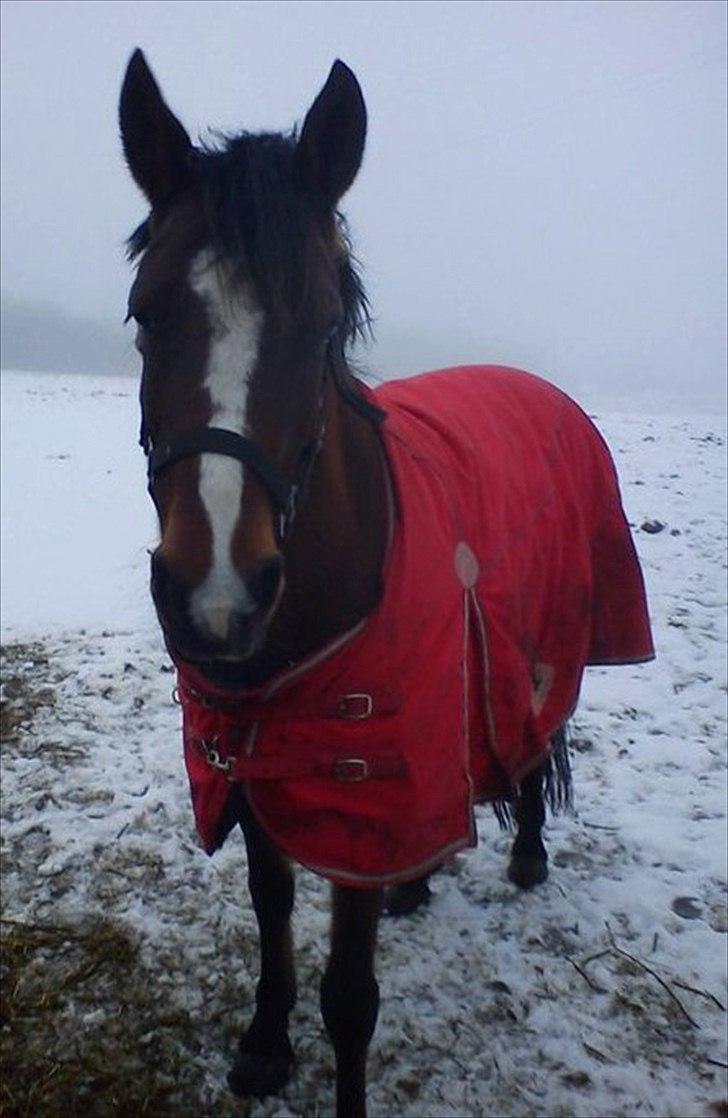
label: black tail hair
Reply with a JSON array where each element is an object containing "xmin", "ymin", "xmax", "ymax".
[{"xmin": 493, "ymin": 724, "xmax": 573, "ymax": 829}]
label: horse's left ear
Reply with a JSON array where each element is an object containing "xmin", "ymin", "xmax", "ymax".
[{"xmin": 295, "ymin": 60, "xmax": 367, "ymax": 211}]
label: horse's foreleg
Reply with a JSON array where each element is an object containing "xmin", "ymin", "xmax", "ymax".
[
  {"xmin": 321, "ymin": 885, "xmax": 382, "ymax": 1118},
  {"xmin": 228, "ymin": 800, "xmax": 296, "ymax": 1098},
  {"xmin": 508, "ymin": 763, "xmax": 548, "ymax": 889}
]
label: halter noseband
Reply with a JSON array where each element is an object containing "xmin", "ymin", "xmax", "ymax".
[
  {"xmin": 146, "ymin": 425, "xmax": 316, "ymax": 542},
  {"xmin": 140, "ymin": 346, "xmax": 383, "ymax": 543}
]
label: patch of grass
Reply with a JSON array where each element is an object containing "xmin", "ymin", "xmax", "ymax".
[
  {"xmin": 0, "ymin": 643, "xmax": 55, "ymax": 753},
  {"xmin": 0, "ymin": 914, "xmax": 234, "ymax": 1118},
  {"xmin": 1, "ymin": 643, "xmax": 89, "ymax": 766}
]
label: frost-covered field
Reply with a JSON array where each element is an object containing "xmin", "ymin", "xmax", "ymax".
[{"xmin": 1, "ymin": 370, "xmax": 726, "ymax": 1118}]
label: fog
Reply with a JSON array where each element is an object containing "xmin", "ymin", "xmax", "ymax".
[{"xmin": 1, "ymin": 0, "xmax": 725, "ymax": 410}]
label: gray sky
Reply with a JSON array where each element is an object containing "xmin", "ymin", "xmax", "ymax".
[{"xmin": 1, "ymin": 0, "xmax": 725, "ymax": 410}]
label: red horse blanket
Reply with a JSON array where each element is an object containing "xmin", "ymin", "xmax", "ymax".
[{"xmin": 177, "ymin": 366, "xmax": 654, "ymax": 886}]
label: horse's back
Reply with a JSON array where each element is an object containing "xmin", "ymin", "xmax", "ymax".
[
  {"xmin": 375, "ymin": 365, "xmax": 621, "ymax": 560},
  {"xmin": 375, "ymin": 364, "xmax": 605, "ymax": 470},
  {"xmin": 375, "ymin": 364, "xmax": 654, "ymax": 761}
]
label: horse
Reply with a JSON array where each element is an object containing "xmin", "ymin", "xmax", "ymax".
[{"xmin": 119, "ymin": 49, "xmax": 654, "ymax": 1118}]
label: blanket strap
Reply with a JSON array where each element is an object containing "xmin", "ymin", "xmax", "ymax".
[
  {"xmin": 189, "ymin": 740, "xmax": 408, "ymax": 783},
  {"xmin": 177, "ymin": 682, "xmax": 400, "ymax": 720}
]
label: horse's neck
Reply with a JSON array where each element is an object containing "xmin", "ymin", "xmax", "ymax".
[{"xmin": 244, "ymin": 372, "xmax": 389, "ymax": 685}]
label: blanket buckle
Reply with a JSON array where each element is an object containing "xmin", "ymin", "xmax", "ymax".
[
  {"xmin": 333, "ymin": 758, "xmax": 369, "ymax": 782},
  {"xmin": 338, "ymin": 693, "xmax": 373, "ymax": 719}
]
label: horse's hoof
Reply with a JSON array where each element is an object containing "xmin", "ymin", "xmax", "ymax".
[
  {"xmin": 508, "ymin": 855, "xmax": 548, "ymax": 890},
  {"xmin": 384, "ymin": 878, "xmax": 432, "ymax": 917},
  {"xmin": 227, "ymin": 1048, "xmax": 294, "ymax": 1098}
]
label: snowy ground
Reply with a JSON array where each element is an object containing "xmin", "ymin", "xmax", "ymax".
[{"xmin": 1, "ymin": 370, "xmax": 726, "ymax": 1118}]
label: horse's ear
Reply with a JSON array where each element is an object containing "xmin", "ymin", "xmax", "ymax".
[
  {"xmin": 295, "ymin": 60, "xmax": 366, "ymax": 211},
  {"xmin": 119, "ymin": 48, "xmax": 193, "ymax": 208}
]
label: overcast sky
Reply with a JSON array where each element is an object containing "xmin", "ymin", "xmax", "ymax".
[{"xmin": 1, "ymin": 0, "xmax": 725, "ymax": 409}]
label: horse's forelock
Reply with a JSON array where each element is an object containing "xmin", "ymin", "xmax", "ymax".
[{"xmin": 126, "ymin": 131, "xmax": 371, "ymax": 346}]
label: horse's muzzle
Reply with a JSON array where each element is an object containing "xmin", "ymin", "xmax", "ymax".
[{"xmin": 150, "ymin": 551, "xmax": 283, "ymax": 663}]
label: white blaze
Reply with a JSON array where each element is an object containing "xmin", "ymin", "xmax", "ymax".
[{"xmin": 188, "ymin": 250, "xmax": 264, "ymax": 639}]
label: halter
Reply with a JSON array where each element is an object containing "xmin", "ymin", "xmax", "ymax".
[{"xmin": 140, "ymin": 344, "xmax": 383, "ymax": 542}]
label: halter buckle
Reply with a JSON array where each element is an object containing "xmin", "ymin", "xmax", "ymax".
[{"xmin": 279, "ymin": 483, "xmax": 300, "ymax": 541}]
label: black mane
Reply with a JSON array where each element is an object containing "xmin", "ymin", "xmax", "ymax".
[{"xmin": 126, "ymin": 131, "xmax": 371, "ymax": 348}]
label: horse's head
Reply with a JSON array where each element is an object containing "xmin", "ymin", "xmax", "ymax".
[{"xmin": 120, "ymin": 50, "xmax": 369, "ymax": 669}]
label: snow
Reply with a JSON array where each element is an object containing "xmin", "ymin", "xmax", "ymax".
[
  {"xmin": 2, "ymin": 369, "xmax": 726, "ymax": 1117},
  {"xmin": 0, "ymin": 370, "xmax": 157, "ymax": 634}
]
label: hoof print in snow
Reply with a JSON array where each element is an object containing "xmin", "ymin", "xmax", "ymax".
[
  {"xmin": 671, "ymin": 896, "xmax": 703, "ymax": 920},
  {"xmin": 561, "ymin": 1070, "xmax": 592, "ymax": 1089}
]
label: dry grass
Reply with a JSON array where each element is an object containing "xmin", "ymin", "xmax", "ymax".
[
  {"xmin": 1, "ymin": 643, "xmax": 239, "ymax": 1117},
  {"xmin": 0, "ymin": 913, "xmax": 228, "ymax": 1118},
  {"xmin": 1, "ymin": 643, "xmax": 55, "ymax": 753}
]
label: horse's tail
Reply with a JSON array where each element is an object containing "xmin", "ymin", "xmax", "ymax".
[
  {"xmin": 542, "ymin": 724, "xmax": 573, "ymax": 814},
  {"xmin": 493, "ymin": 724, "xmax": 573, "ymax": 829}
]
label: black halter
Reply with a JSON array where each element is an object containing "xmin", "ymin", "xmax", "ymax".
[{"xmin": 140, "ymin": 347, "xmax": 383, "ymax": 543}]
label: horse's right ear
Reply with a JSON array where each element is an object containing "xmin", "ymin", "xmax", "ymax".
[{"xmin": 119, "ymin": 49, "xmax": 193, "ymax": 208}]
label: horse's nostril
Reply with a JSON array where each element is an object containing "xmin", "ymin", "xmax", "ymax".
[
  {"xmin": 150, "ymin": 551, "xmax": 188, "ymax": 613},
  {"xmin": 248, "ymin": 556, "xmax": 284, "ymax": 612}
]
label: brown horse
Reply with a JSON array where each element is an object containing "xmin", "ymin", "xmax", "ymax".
[{"xmin": 119, "ymin": 50, "xmax": 653, "ymax": 1118}]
